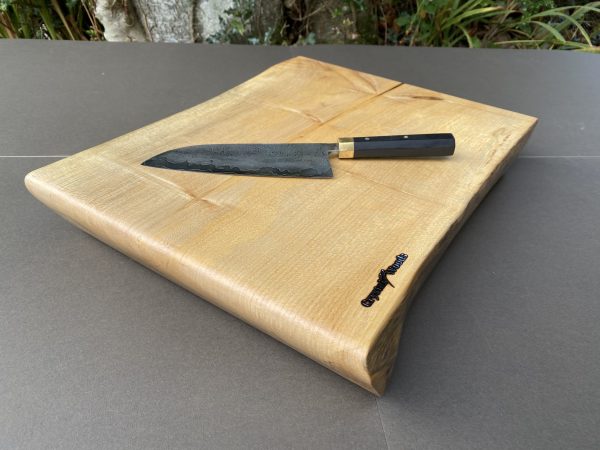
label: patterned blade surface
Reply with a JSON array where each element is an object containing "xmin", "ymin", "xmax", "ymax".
[{"xmin": 142, "ymin": 144, "xmax": 334, "ymax": 178}]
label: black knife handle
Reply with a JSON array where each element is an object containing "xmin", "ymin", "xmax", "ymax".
[{"xmin": 337, "ymin": 133, "xmax": 455, "ymax": 159}]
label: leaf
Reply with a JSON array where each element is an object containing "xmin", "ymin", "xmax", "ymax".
[
  {"xmin": 532, "ymin": 20, "xmax": 566, "ymax": 43},
  {"xmin": 443, "ymin": 6, "xmax": 505, "ymax": 30},
  {"xmin": 532, "ymin": 10, "xmax": 592, "ymax": 45},
  {"xmin": 560, "ymin": 40, "xmax": 597, "ymax": 49},
  {"xmin": 545, "ymin": 3, "xmax": 600, "ymax": 17},
  {"xmin": 230, "ymin": 18, "xmax": 245, "ymax": 35},
  {"xmin": 454, "ymin": 6, "xmax": 504, "ymax": 22},
  {"xmin": 422, "ymin": 0, "xmax": 438, "ymax": 16},
  {"xmin": 458, "ymin": 24, "xmax": 476, "ymax": 47},
  {"xmin": 497, "ymin": 39, "xmax": 544, "ymax": 44},
  {"xmin": 395, "ymin": 12, "xmax": 412, "ymax": 28},
  {"xmin": 452, "ymin": 0, "xmax": 490, "ymax": 17},
  {"xmin": 576, "ymin": 46, "xmax": 600, "ymax": 53}
]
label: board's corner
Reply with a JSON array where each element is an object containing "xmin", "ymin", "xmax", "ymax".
[
  {"xmin": 363, "ymin": 301, "xmax": 411, "ymax": 396},
  {"xmin": 24, "ymin": 166, "xmax": 44, "ymax": 197}
]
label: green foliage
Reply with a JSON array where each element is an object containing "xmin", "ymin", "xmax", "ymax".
[
  {"xmin": 206, "ymin": 0, "xmax": 287, "ymax": 45},
  {"xmin": 390, "ymin": 0, "xmax": 600, "ymax": 49},
  {"xmin": 206, "ymin": 0, "xmax": 255, "ymax": 44},
  {"xmin": 0, "ymin": 0, "xmax": 102, "ymax": 39},
  {"xmin": 296, "ymin": 31, "xmax": 317, "ymax": 45},
  {"xmin": 0, "ymin": 0, "xmax": 598, "ymax": 51}
]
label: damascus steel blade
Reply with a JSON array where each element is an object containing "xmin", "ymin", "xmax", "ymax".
[{"xmin": 142, "ymin": 143, "xmax": 335, "ymax": 178}]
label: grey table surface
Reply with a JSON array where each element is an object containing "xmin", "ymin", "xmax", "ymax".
[{"xmin": 1, "ymin": 40, "xmax": 599, "ymax": 449}]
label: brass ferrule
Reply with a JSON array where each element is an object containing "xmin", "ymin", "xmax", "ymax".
[{"xmin": 337, "ymin": 137, "xmax": 355, "ymax": 159}]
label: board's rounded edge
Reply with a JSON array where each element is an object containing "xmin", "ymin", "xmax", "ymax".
[
  {"xmin": 24, "ymin": 168, "xmax": 44, "ymax": 199},
  {"xmin": 364, "ymin": 301, "xmax": 411, "ymax": 395}
]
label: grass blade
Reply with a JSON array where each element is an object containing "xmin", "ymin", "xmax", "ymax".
[
  {"xmin": 532, "ymin": 20, "xmax": 566, "ymax": 43},
  {"xmin": 50, "ymin": 0, "xmax": 75, "ymax": 40},
  {"xmin": 443, "ymin": 6, "xmax": 505, "ymax": 30},
  {"xmin": 457, "ymin": 24, "xmax": 475, "ymax": 47},
  {"xmin": 533, "ymin": 10, "xmax": 592, "ymax": 45}
]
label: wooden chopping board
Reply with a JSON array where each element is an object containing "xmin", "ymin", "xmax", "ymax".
[{"xmin": 25, "ymin": 56, "xmax": 537, "ymax": 395}]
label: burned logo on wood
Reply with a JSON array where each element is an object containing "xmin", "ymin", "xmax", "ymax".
[{"xmin": 361, "ymin": 254, "xmax": 408, "ymax": 307}]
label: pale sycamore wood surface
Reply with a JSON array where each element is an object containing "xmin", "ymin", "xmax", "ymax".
[{"xmin": 25, "ymin": 56, "xmax": 537, "ymax": 394}]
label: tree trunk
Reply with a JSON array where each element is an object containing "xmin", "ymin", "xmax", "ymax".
[
  {"xmin": 134, "ymin": 0, "xmax": 195, "ymax": 42},
  {"xmin": 96, "ymin": 0, "xmax": 235, "ymax": 42},
  {"xmin": 197, "ymin": 0, "xmax": 235, "ymax": 39},
  {"xmin": 94, "ymin": 0, "xmax": 316, "ymax": 44},
  {"xmin": 95, "ymin": 0, "xmax": 148, "ymax": 42}
]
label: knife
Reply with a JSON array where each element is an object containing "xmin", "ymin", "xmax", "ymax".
[{"xmin": 142, "ymin": 133, "xmax": 455, "ymax": 178}]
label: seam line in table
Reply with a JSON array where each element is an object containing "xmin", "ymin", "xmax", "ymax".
[
  {"xmin": 518, "ymin": 155, "xmax": 600, "ymax": 158},
  {"xmin": 3, "ymin": 155, "xmax": 600, "ymax": 159},
  {"xmin": 376, "ymin": 399, "xmax": 391, "ymax": 450}
]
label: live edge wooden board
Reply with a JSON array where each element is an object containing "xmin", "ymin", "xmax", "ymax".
[{"xmin": 25, "ymin": 57, "xmax": 537, "ymax": 395}]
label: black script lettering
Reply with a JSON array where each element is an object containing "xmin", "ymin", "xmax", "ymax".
[{"xmin": 361, "ymin": 253, "xmax": 408, "ymax": 307}]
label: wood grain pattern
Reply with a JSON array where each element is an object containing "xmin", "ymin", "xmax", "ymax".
[{"xmin": 25, "ymin": 56, "xmax": 537, "ymax": 395}]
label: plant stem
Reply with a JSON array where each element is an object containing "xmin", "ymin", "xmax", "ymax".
[
  {"xmin": 38, "ymin": 2, "xmax": 59, "ymax": 39},
  {"xmin": 51, "ymin": 0, "xmax": 75, "ymax": 39},
  {"xmin": 0, "ymin": 12, "xmax": 18, "ymax": 38},
  {"xmin": 82, "ymin": 0, "xmax": 102, "ymax": 40},
  {"xmin": 15, "ymin": 2, "xmax": 34, "ymax": 38},
  {"xmin": 8, "ymin": 3, "xmax": 22, "ymax": 38}
]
